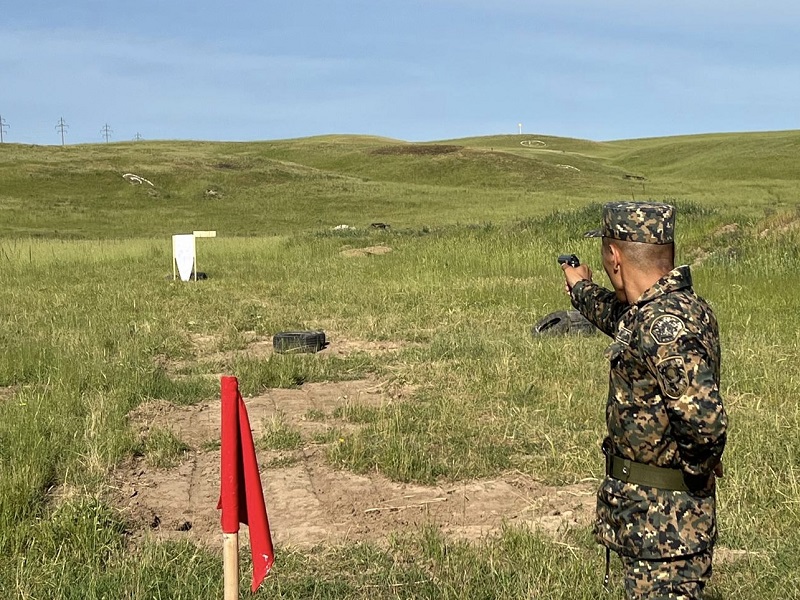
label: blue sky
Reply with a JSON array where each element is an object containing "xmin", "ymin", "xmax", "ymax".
[{"xmin": 2, "ymin": 0, "xmax": 799, "ymax": 145}]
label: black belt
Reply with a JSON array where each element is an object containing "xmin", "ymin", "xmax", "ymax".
[{"xmin": 606, "ymin": 454, "xmax": 690, "ymax": 492}]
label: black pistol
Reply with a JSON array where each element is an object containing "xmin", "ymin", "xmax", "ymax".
[{"xmin": 558, "ymin": 254, "xmax": 580, "ymax": 268}]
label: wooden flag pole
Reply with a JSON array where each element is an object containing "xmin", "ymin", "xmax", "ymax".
[
  {"xmin": 223, "ymin": 532, "xmax": 239, "ymax": 600},
  {"xmin": 219, "ymin": 375, "xmax": 274, "ymax": 595}
]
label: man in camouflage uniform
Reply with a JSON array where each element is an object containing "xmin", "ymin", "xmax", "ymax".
[{"xmin": 561, "ymin": 202, "xmax": 727, "ymax": 599}]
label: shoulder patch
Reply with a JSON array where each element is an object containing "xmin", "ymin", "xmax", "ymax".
[
  {"xmin": 655, "ymin": 356, "xmax": 689, "ymax": 400},
  {"xmin": 649, "ymin": 314, "xmax": 685, "ymax": 345}
]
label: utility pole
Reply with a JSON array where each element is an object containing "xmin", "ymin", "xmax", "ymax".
[
  {"xmin": 101, "ymin": 123, "xmax": 113, "ymax": 143},
  {"xmin": 133, "ymin": 132, "xmax": 143, "ymax": 141},
  {"xmin": 55, "ymin": 117, "xmax": 69, "ymax": 146},
  {"xmin": 0, "ymin": 115, "xmax": 8, "ymax": 143}
]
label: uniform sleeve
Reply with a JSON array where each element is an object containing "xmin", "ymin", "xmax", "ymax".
[
  {"xmin": 644, "ymin": 317, "xmax": 727, "ymax": 477},
  {"xmin": 570, "ymin": 280, "xmax": 627, "ymax": 338}
]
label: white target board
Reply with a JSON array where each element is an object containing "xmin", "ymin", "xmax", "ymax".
[{"xmin": 172, "ymin": 234, "xmax": 197, "ymax": 281}]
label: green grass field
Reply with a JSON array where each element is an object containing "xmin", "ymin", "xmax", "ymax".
[{"xmin": 0, "ymin": 132, "xmax": 799, "ymax": 598}]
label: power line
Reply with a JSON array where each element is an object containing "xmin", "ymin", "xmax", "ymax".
[
  {"xmin": 55, "ymin": 117, "xmax": 69, "ymax": 146},
  {"xmin": 0, "ymin": 115, "xmax": 8, "ymax": 143},
  {"xmin": 101, "ymin": 123, "xmax": 113, "ymax": 143}
]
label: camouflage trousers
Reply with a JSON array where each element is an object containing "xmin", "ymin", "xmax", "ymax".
[{"xmin": 619, "ymin": 548, "xmax": 713, "ymax": 600}]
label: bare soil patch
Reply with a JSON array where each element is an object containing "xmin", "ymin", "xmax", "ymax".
[
  {"xmin": 339, "ymin": 245, "xmax": 392, "ymax": 258},
  {"xmin": 170, "ymin": 331, "xmax": 412, "ymax": 374},
  {"xmin": 116, "ymin": 377, "xmax": 596, "ymax": 549},
  {"xmin": 0, "ymin": 386, "xmax": 15, "ymax": 403},
  {"xmin": 125, "ymin": 336, "xmax": 598, "ymax": 551},
  {"xmin": 759, "ymin": 214, "xmax": 800, "ymax": 238},
  {"xmin": 688, "ymin": 248, "xmax": 712, "ymax": 267},
  {"xmin": 711, "ymin": 223, "xmax": 739, "ymax": 238}
]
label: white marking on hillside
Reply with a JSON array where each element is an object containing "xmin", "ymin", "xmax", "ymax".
[{"xmin": 123, "ymin": 173, "xmax": 155, "ymax": 186}]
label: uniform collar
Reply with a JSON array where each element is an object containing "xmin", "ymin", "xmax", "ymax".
[{"xmin": 634, "ymin": 265, "xmax": 692, "ymax": 306}]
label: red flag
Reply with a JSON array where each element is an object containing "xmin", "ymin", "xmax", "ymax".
[{"xmin": 217, "ymin": 376, "xmax": 274, "ymax": 592}]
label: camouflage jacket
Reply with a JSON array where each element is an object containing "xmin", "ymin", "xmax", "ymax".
[{"xmin": 571, "ymin": 265, "xmax": 727, "ymax": 559}]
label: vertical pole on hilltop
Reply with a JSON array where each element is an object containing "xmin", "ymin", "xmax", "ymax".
[
  {"xmin": 223, "ymin": 532, "xmax": 240, "ymax": 600},
  {"xmin": 0, "ymin": 115, "xmax": 8, "ymax": 143},
  {"xmin": 55, "ymin": 117, "xmax": 69, "ymax": 146},
  {"xmin": 101, "ymin": 123, "xmax": 113, "ymax": 143}
]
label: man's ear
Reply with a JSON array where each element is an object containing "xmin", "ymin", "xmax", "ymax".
[{"xmin": 608, "ymin": 241, "xmax": 622, "ymax": 273}]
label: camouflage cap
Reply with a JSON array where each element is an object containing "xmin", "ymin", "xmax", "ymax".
[{"xmin": 584, "ymin": 201, "xmax": 675, "ymax": 244}]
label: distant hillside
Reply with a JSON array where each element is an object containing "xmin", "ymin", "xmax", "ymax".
[{"xmin": 0, "ymin": 130, "xmax": 798, "ymax": 239}]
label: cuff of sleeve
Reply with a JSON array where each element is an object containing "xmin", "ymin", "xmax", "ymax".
[{"xmin": 570, "ymin": 279, "xmax": 589, "ymax": 298}]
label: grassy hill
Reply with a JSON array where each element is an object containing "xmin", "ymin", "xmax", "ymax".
[
  {"xmin": 1, "ymin": 130, "xmax": 799, "ymax": 239},
  {"xmin": 0, "ymin": 131, "xmax": 799, "ymax": 599}
]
